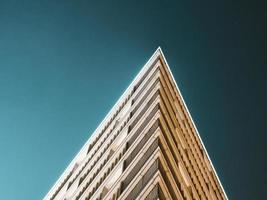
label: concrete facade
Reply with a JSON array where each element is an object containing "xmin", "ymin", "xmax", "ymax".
[{"xmin": 44, "ymin": 48, "xmax": 228, "ymax": 200}]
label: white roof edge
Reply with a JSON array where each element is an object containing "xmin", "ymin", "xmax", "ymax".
[
  {"xmin": 158, "ymin": 47, "xmax": 229, "ymax": 199},
  {"xmin": 44, "ymin": 47, "xmax": 162, "ymax": 199}
]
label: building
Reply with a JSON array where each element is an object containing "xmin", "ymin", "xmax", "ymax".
[{"xmin": 44, "ymin": 48, "xmax": 228, "ymax": 200}]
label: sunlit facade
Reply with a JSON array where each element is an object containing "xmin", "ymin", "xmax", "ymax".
[{"xmin": 44, "ymin": 48, "xmax": 227, "ymax": 200}]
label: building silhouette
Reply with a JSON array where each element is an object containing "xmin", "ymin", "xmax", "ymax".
[{"xmin": 44, "ymin": 48, "xmax": 228, "ymax": 200}]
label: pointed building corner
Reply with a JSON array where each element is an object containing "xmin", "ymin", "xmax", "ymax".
[{"xmin": 44, "ymin": 49, "xmax": 228, "ymax": 200}]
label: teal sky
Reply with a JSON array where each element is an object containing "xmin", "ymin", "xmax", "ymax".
[{"xmin": 0, "ymin": 0, "xmax": 266, "ymax": 199}]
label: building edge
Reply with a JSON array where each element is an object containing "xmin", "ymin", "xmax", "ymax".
[{"xmin": 44, "ymin": 47, "xmax": 228, "ymax": 200}]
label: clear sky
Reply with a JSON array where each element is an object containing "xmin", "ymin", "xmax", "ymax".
[{"xmin": 0, "ymin": 0, "xmax": 266, "ymax": 199}]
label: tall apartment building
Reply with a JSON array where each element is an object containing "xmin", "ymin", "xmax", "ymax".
[{"xmin": 44, "ymin": 48, "xmax": 228, "ymax": 200}]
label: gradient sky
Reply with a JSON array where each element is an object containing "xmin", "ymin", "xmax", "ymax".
[{"xmin": 0, "ymin": 0, "xmax": 266, "ymax": 199}]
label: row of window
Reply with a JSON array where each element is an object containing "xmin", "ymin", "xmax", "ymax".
[
  {"xmin": 83, "ymin": 92, "xmax": 161, "ymax": 199},
  {"xmin": 159, "ymin": 72, "xmax": 207, "ymax": 199},
  {"xmin": 81, "ymin": 148, "xmax": 126, "ymax": 200},
  {"xmin": 74, "ymin": 120, "xmax": 129, "ymax": 199},
  {"xmin": 159, "ymin": 66, "xmax": 224, "ymax": 199},
  {"xmin": 50, "ymin": 59, "xmax": 159, "ymax": 200},
  {"xmin": 76, "ymin": 65, "xmax": 161, "ymax": 199}
]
